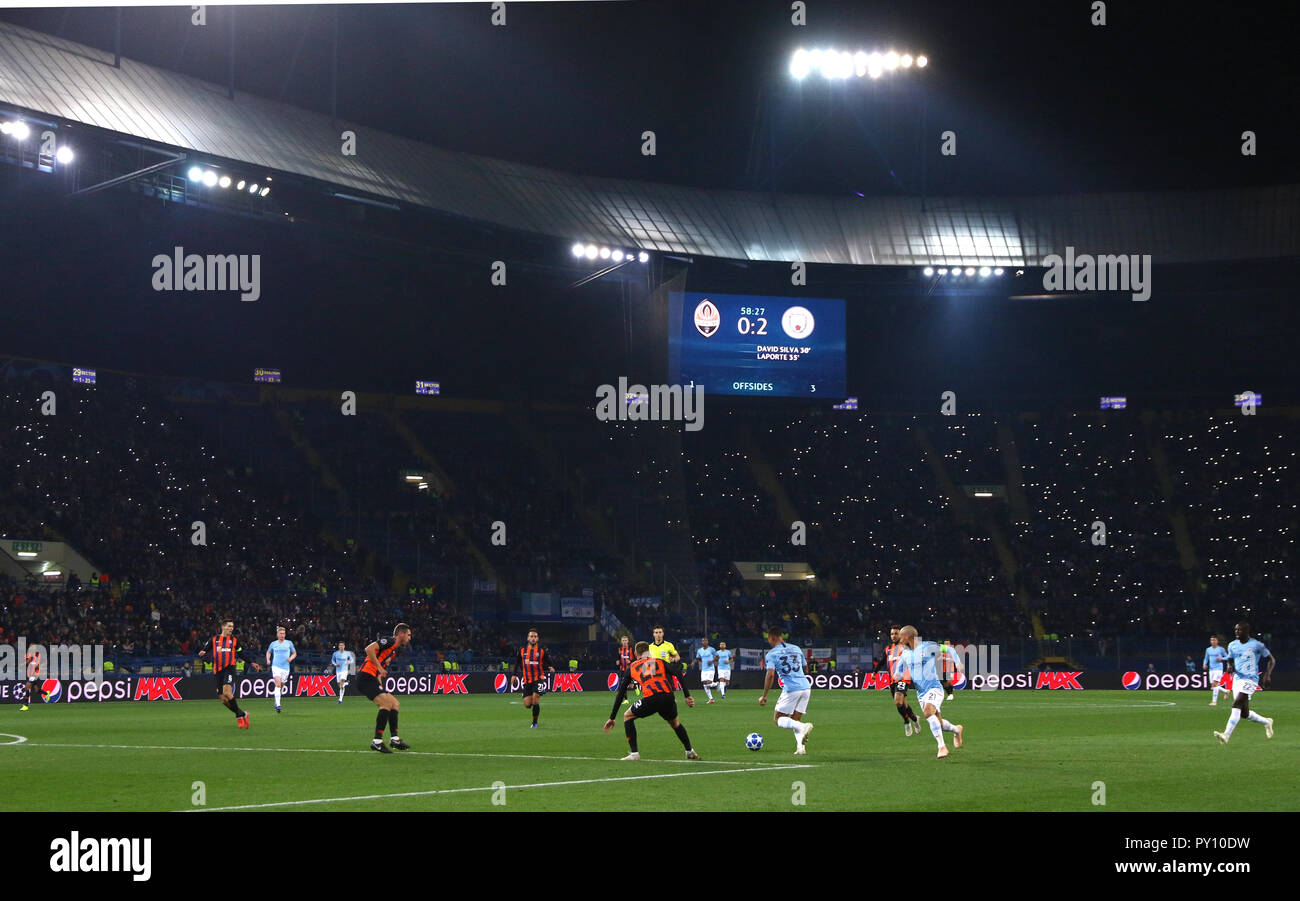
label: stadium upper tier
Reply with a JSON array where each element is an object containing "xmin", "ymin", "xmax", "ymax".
[{"xmin": 2, "ymin": 21, "xmax": 1298, "ymax": 267}]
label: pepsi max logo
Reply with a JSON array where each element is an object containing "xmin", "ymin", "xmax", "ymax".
[
  {"xmin": 607, "ymin": 673, "xmax": 621, "ymax": 691},
  {"xmin": 951, "ymin": 672, "xmax": 967, "ymax": 690},
  {"xmin": 493, "ymin": 674, "xmax": 508, "ymax": 694},
  {"xmin": 41, "ymin": 679, "xmax": 61, "ymax": 703},
  {"xmin": 1121, "ymin": 672, "xmax": 1140, "ymax": 690}
]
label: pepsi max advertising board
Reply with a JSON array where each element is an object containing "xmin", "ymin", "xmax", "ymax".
[{"xmin": 668, "ymin": 292, "xmax": 847, "ymax": 397}]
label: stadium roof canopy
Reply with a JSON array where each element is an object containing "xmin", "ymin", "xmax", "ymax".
[{"xmin": 2, "ymin": 21, "xmax": 1297, "ymax": 268}]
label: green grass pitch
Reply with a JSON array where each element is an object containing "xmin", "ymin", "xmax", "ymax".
[{"xmin": 0, "ymin": 690, "xmax": 1292, "ymax": 812}]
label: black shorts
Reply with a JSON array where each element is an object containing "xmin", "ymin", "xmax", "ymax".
[
  {"xmin": 629, "ymin": 692, "xmax": 678, "ymax": 722},
  {"xmin": 358, "ymin": 672, "xmax": 385, "ymax": 701},
  {"xmin": 216, "ymin": 667, "xmax": 237, "ymax": 694},
  {"xmin": 891, "ymin": 682, "xmax": 911, "ymax": 696},
  {"xmin": 521, "ymin": 680, "xmax": 548, "ymax": 697}
]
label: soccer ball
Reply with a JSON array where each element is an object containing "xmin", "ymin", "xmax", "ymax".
[{"xmin": 745, "ymin": 732, "xmax": 764, "ymax": 751}]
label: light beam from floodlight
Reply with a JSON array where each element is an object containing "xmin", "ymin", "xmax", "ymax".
[
  {"xmin": 790, "ymin": 49, "xmax": 810, "ymax": 80},
  {"xmin": 572, "ymin": 243, "xmax": 584, "ymax": 257},
  {"xmin": 916, "ymin": 55, "xmax": 928, "ymax": 68},
  {"xmin": 612, "ymin": 250, "xmax": 624, "ymax": 262},
  {"xmin": 964, "ymin": 267, "xmax": 976, "ymax": 276},
  {"xmin": 12, "ymin": 121, "xmax": 30, "ymax": 140},
  {"xmin": 638, "ymin": 251, "xmax": 649, "ymax": 263},
  {"xmin": 56, "ymin": 146, "xmax": 74, "ymax": 164},
  {"xmin": 979, "ymin": 266, "xmax": 991, "ymax": 277},
  {"xmin": 867, "ymin": 52, "xmax": 883, "ymax": 79},
  {"xmin": 884, "ymin": 51, "xmax": 899, "ymax": 70},
  {"xmin": 901, "ymin": 54, "xmax": 913, "ymax": 68},
  {"xmin": 923, "ymin": 266, "xmax": 934, "ymax": 277},
  {"xmin": 188, "ymin": 166, "xmax": 203, "ymax": 182},
  {"xmin": 202, "ymin": 170, "xmax": 218, "ymax": 187},
  {"xmin": 218, "ymin": 175, "xmax": 231, "ymax": 188},
  {"xmin": 585, "ymin": 245, "xmax": 598, "ymax": 260}
]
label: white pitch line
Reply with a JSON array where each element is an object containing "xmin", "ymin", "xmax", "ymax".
[
  {"xmin": 186, "ymin": 765, "xmax": 817, "ymax": 812},
  {"xmin": 20, "ymin": 741, "xmax": 789, "ymax": 767}
]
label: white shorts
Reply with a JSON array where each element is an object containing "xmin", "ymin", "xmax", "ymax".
[
  {"xmin": 717, "ymin": 669, "xmax": 732, "ymax": 681},
  {"xmin": 1232, "ymin": 678, "xmax": 1259, "ymax": 700},
  {"xmin": 699, "ymin": 671, "xmax": 717, "ymax": 685},
  {"xmin": 335, "ymin": 671, "xmax": 350, "ymax": 683},
  {"xmin": 27, "ymin": 668, "xmax": 40, "ymax": 681},
  {"xmin": 1209, "ymin": 668, "xmax": 1223, "ymax": 687},
  {"xmin": 272, "ymin": 667, "xmax": 290, "ymax": 684},
  {"xmin": 918, "ymin": 687, "xmax": 945, "ymax": 712},
  {"xmin": 775, "ymin": 689, "xmax": 811, "ymax": 716}
]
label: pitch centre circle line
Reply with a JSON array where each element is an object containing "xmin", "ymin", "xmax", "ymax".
[{"xmin": 0, "ymin": 733, "xmax": 29, "ymax": 745}]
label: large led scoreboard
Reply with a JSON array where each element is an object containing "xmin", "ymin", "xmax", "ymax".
[{"xmin": 668, "ymin": 292, "xmax": 846, "ymax": 397}]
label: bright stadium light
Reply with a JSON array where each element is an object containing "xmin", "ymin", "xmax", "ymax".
[
  {"xmin": 585, "ymin": 244, "xmax": 598, "ymax": 260},
  {"xmin": 835, "ymin": 51, "xmax": 854, "ymax": 79},
  {"xmin": 202, "ymin": 170, "xmax": 218, "ymax": 187},
  {"xmin": 56, "ymin": 146, "xmax": 74, "ymax": 164},
  {"xmin": 994, "ymin": 267, "xmax": 1005, "ymax": 276},
  {"xmin": 259, "ymin": 186, "xmax": 271, "ymax": 197},
  {"xmin": 917, "ymin": 55, "xmax": 929, "ymax": 68},
  {"xmin": 923, "ymin": 266, "xmax": 934, "ymax": 277},
  {"xmin": 884, "ymin": 51, "xmax": 900, "ymax": 70},
  {"xmin": 854, "ymin": 51, "xmax": 868, "ymax": 77},
  {"xmin": 867, "ymin": 52, "xmax": 883, "ymax": 79},
  {"xmin": 937, "ymin": 267, "xmax": 948, "ymax": 276},
  {"xmin": 237, "ymin": 179, "xmax": 246, "ymax": 191},
  {"xmin": 965, "ymin": 266, "xmax": 976, "ymax": 276},
  {"xmin": 638, "ymin": 251, "xmax": 649, "ymax": 263},
  {"xmin": 572, "ymin": 243, "xmax": 585, "ymax": 257},
  {"xmin": 979, "ymin": 266, "xmax": 992, "ymax": 277},
  {"xmin": 900, "ymin": 54, "xmax": 914, "ymax": 68},
  {"xmin": 248, "ymin": 183, "xmax": 259, "ymax": 194},
  {"xmin": 0, "ymin": 121, "xmax": 9, "ymax": 135},
  {"xmin": 790, "ymin": 48, "xmax": 810, "ymax": 79},
  {"xmin": 599, "ymin": 247, "xmax": 611, "ymax": 259},
  {"xmin": 612, "ymin": 249, "xmax": 624, "ymax": 262},
  {"xmin": 188, "ymin": 166, "xmax": 203, "ymax": 182},
  {"xmin": 218, "ymin": 175, "xmax": 231, "ymax": 188},
  {"xmin": 11, "ymin": 121, "xmax": 30, "ymax": 140}
]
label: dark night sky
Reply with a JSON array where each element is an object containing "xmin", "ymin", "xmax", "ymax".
[{"xmin": 1, "ymin": 0, "xmax": 1295, "ymax": 196}]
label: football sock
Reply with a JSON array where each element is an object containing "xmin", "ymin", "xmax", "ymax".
[
  {"xmin": 777, "ymin": 715, "xmax": 799, "ymax": 731},
  {"xmin": 375, "ymin": 709, "xmax": 390, "ymax": 739},
  {"xmin": 274, "ymin": 685, "xmax": 281, "ymax": 706},
  {"xmin": 1247, "ymin": 711, "xmax": 1268, "ymax": 724},
  {"xmin": 1211, "ymin": 686, "xmax": 1221, "ymax": 702},
  {"xmin": 338, "ymin": 681, "xmax": 347, "ymax": 699},
  {"xmin": 532, "ymin": 703, "xmax": 540, "ymax": 724},
  {"xmin": 1223, "ymin": 709, "xmax": 1241, "ymax": 737},
  {"xmin": 624, "ymin": 720, "xmax": 638, "ymax": 753},
  {"xmin": 941, "ymin": 719, "xmax": 959, "ymax": 732},
  {"xmin": 673, "ymin": 723, "xmax": 692, "ymax": 750},
  {"xmin": 896, "ymin": 704, "xmax": 910, "ymax": 721},
  {"xmin": 702, "ymin": 684, "xmax": 713, "ymax": 700},
  {"xmin": 927, "ymin": 714, "xmax": 945, "ymax": 745},
  {"xmin": 388, "ymin": 710, "xmax": 399, "ymax": 734},
  {"xmin": 719, "ymin": 683, "xmax": 726, "ymax": 697}
]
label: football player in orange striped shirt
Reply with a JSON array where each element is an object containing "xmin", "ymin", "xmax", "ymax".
[
  {"xmin": 604, "ymin": 641, "xmax": 698, "ymax": 761},
  {"xmin": 195, "ymin": 620, "xmax": 262, "ymax": 728},
  {"xmin": 885, "ymin": 625, "xmax": 920, "ymax": 736},
  {"xmin": 359, "ymin": 624, "xmax": 413, "ymax": 753},
  {"xmin": 516, "ymin": 629, "xmax": 555, "ymax": 728}
]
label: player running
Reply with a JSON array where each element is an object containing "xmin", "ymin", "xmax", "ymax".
[
  {"xmin": 605, "ymin": 641, "xmax": 698, "ymax": 761},
  {"xmin": 715, "ymin": 641, "xmax": 733, "ymax": 699},
  {"xmin": 759, "ymin": 627, "xmax": 815, "ymax": 754},
  {"xmin": 616, "ymin": 634, "xmax": 636, "ymax": 704},
  {"xmin": 895, "ymin": 625, "xmax": 963, "ymax": 759},
  {"xmin": 1203, "ymin": 635, "xmax": 1228, "ymax": 706},
  {"xmin": 695, "ymin": 638, "xmax": 719, "ymax": 703},
  {"xmin": 885, "ymin": 626, "xmax": 921, "ymax": 736},
  {"xmin": 517, "ymin": 629, "xmax": 554, "ymax": 728},
  {"xmin": 1214, "ymin": 622, "xmax": 1275, "ymax": 744},
  {"xmin": 330, "ymin": 640, "xmax": 355, "ymax": 704},
  {"xmin": 358, "ymin": 624, "xmax": 413, "ymax": 753},
  {"xmin": 20, "ymin": 648, "xmax": 40, "ymax": 711},
  {"xmin": 266, "ymin": 626, "xmax": 297, "ymax": 713},
  {"xmin": 195, "ymin": 620, "xmax": 262, "ymax": 729}
]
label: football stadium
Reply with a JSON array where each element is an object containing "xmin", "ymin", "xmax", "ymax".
[{"xmin": 0, "ymin": 0, "xmax": 1294, "ymax": 879}]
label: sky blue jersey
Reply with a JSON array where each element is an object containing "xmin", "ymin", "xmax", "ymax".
[
  {"xmin": 697, "ymin": 646, "xmax": 719, "ymax": 669},
  {"xmin": 716, "ymin": 649, "xmax": 733, "ymax": 669},
  {"xmin": 765, "ymin": 642, "xmax": 810, "ymax": 692},
  {"xmin": 1227, "ymin": 639, "xmax": 1269, "ymax": 681},
  {"xmin": 1203, "ymin": 645, "xmax": 1228, "ymax": 670},
  {"xmin": 332, "ymin": 650, "xmax": 355, "ymax": 672},
  {"xmin": 896, "ymin": 641, "xmax": 943, "ymax": 695},
  {"xmin": 268, "ymin": 639, "xmax": 296, "ymax": 669}
]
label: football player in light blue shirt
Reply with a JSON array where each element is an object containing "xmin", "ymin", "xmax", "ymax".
[
  {"xmin": 330, "ymin": 641, "xmax": 356, "ymax": 704},
  {"xmin": 759, "ymin": 628, "xmax": 814, "ymax": 754},
  {"xmin": 1203, "ymin": 635, "xmax": 1229, "ymax": 706},
  {"xmin": 695, "ymin": 639, "xmax": 719, "ymax": 703},
  {"xmin": 266, "ymin": 626, "xmax": 297, "ymax": 713},
  {"xmin": 1215, "ymin": 623, "xmax": 1274, "ymax": 744},
  {"xmin": 715, "ymin": 643, "xmax": 734, "ymax": 699},
  {"xmin": 894, "ymin": 626, "xmax": 963, "ymax": 759}
]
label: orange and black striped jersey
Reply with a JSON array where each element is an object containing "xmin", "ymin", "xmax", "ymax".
[
  {"xmin": 199, "ymin": 635, "xmax": 251, "ymax": 671},
  {"xmin": 518, "ymin": 644, "xmax": 548, "ymax": 682},
  {"xmin": 616, "ymin": 646, "xmax": 634, "ymax": 671},
  {"xmin": 361, "ymin": 635, "xmax": 403, "ymax": 677},
  {"xmin": 609, "ymin": 656, "xmax": 689, "ymax": 719}
]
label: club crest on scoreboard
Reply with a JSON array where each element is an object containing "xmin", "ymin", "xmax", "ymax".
[{"xmin": 694, "ymin": 299, "xmax": 720, "ymax": 337}]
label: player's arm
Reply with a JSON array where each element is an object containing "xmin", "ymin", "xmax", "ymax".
[
  {"xmin": 235, "ymin": 641, "xmax": 261, "ymax": 671},
  {"xmin": 364, "ymin": 640, "xmax": 383, "ymax": 676},
  {"xmin": 1262, "ymin": 646, "xmax": 1275, "ymax": 687},
  {"xmin": 266, "ymin": 644, "xmax": 273, "ymax": 666},
  {"xmin": 605, "ymin": 670, "xmax": 634, "ymax": 727},
  {"xmin": 667, "ymin": 660, "xmax": 692, "ymax": 702},
  {"xmin": 759, "ymin": 666, "xmax": 774, "ymax": 705},
  {"xmin": 289, "ymin": 643, "xmax": 297, "ymax": 664},
  {"xmin": 195, "ymin": 639, "xmax": 209, "ymax": 658}
]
